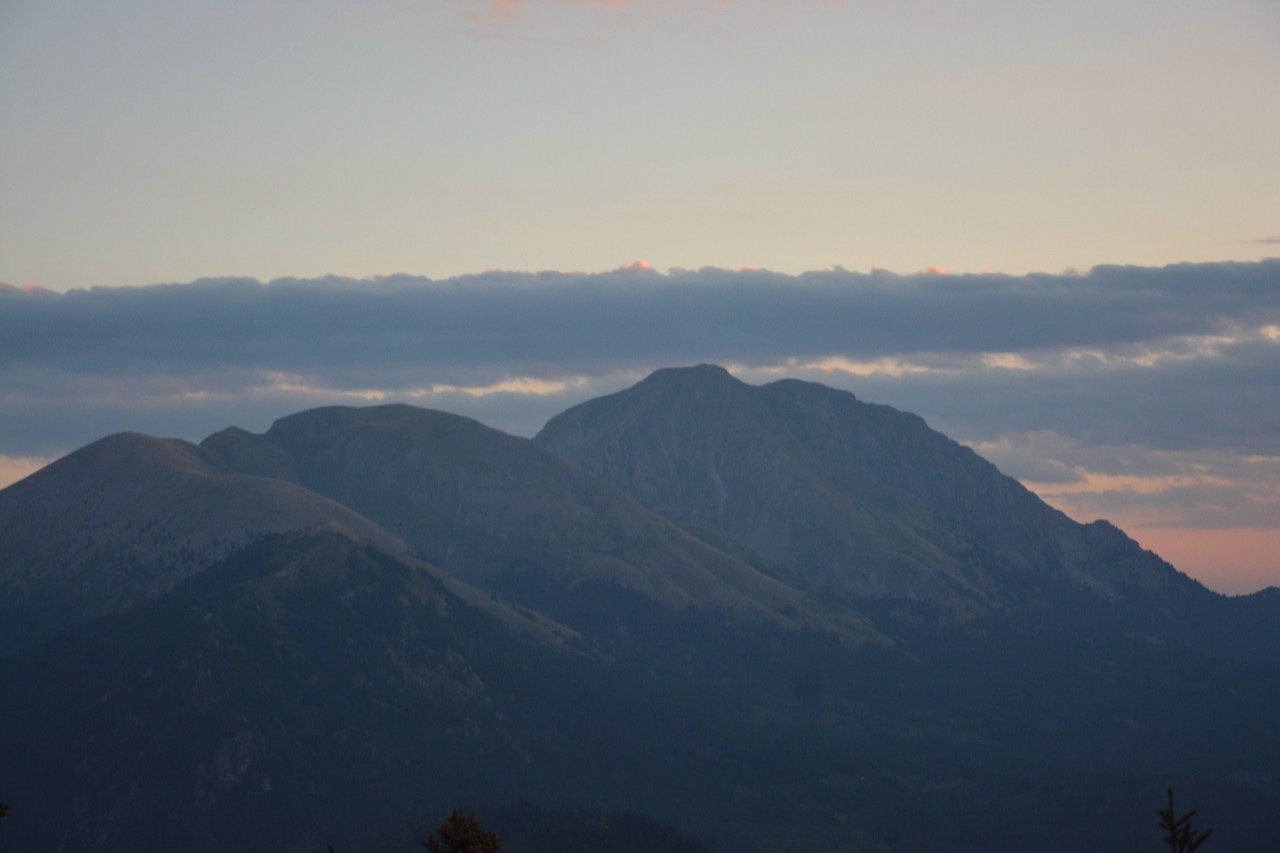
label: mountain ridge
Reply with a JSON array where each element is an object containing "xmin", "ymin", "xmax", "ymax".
[
  {"xmin": 534, "ymin": 364, "xmax": 1239, "ymax": 643},
  {"xmin": 0, "ymin": 431, "xmax": 411, "ymax": 654},
  {"xmin": 4, "ymin": 364, "xmax": 1280, "ymax": 851},
  {"xmin": 200, "ymin": 402, "xmax": 882, "ymax": 648}
]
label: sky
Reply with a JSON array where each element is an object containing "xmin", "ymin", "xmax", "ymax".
[{"xmin": 1, "ymin": 1, "xmax": 1278, "ymax": 593}]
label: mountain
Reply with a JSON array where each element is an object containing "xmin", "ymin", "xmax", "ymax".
[
  {"xmin": 3, "ymin": 367, "xmax": 1280, "ymax": 851},
  {"xmin": 201, "ymin": 404, "xmax": 879, "ymax": 650},
  {"xmin": 534, "ymin": 365, "xmax": 1244, "ymax": 640},
  {"xmin": 0, "ymin": 528, "xmax": 600, "ymax": 852},
  {"xmin": 0, "ymin": 432, "xmax": 409, "ymax": 655}
]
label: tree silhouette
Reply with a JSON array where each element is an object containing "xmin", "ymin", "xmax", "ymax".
[
  {"xmin": 424, "ymin": 809, "xmax": 501, "ymax": 853},
  {"xmin": 1159, "ymin": 788, "xmax": 1212, "ymax": 852}
]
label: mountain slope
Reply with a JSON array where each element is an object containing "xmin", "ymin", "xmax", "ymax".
[
  {"xmin": 202, "ymin": 404, "xmax": 879, "ymax": 647},
  {"xmin": 5, "ymin": 528, "xmax": 1279, "ymax": 852},
  {"xmin": 534, "ymin": 365, "xmax": 1213, "ymax": 624},
  {"xmin": 4, "ymin": 375, "xmax": 1280, "ymax": 849},
  {"xmin": 0, "ymin": 529, "xmax": 598, "ymax": 852},
  {"xmin": 0, "ymin": 432, "xmax": 409, "ymax": 655}
]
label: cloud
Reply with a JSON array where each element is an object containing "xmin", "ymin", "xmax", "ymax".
[
  {"xmin": 967, "ymin": 431, "xmax": 1280, "ymax": 531},
  {"xmin": 825, "ymin": 332, "xmax": 1280, "ymax": 456},
  {"xmin": 6, "ymin": 261, "xmax": 1278, "ymax": 378},
  {"xmin": 801, "ymin": 356, "xmax": 936, "ymax": 377},
  {"xmin": 3, "ymin": 261, "xmax": 1278, "ymax": 455},
  {"xmin": 617, "ymin": 259, "xmax": 657, "ymax": 273}
]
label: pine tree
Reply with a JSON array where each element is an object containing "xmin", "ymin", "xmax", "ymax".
[
  {"xmin": 1159, "ymin": 788, "xmax": 1212, "ymax": 852},
  {"xmin": 424, "ymin": 809, "xmax": 501, "ymax": 853}
]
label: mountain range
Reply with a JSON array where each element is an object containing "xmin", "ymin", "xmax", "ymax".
[{"xmin": 2, "ymin": 365, "xmax": 1277, "ymax": 851}]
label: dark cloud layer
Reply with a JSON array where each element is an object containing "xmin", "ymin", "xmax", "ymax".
[
  {"xmin": 835, "ymin": 339, "xmax": 1280, "ymax": 456},
  {"xmin": 4, "ymin": 260, "xmax": 1278, "ymax": 384},
  {"xmin": 2, "ymin": 260, "xmax": 1278, "ymax": 464}
]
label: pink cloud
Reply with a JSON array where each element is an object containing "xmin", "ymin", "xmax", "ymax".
[
  {"xmin": 616, "ymin": 259, "xmax": 657, "ymax": 273},
  {"xmin": 0, "ymin": 282, "xmax": 55, "ymax": 295}
]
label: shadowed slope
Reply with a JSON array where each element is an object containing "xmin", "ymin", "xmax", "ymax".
[{"xmin": 0, "ymin": 529, "xmax": 594, "ymax": 852}]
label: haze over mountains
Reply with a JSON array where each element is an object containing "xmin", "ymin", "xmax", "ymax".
[{"xmin": 2, "ymin": 366, "xmax": 1277, "ymax": 851}]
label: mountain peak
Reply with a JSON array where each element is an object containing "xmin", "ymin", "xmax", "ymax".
[
  {"xmin": 267, "ymin": 402, "xmax": 445, "ymax": 432},
  {"xmin": 59, "ymin": 431, "xmax": 227, "ymax": 478},
  {"xmin": 764, "ymin": 375, "xmax": 859, "ymax": 403},
  {"xmin": 536, "ymin": 367, "xmax": 1217, "ymax": 617},
  {"xmin": 638, "ymin": 363, "xmax": 741, "ymax": 390}
]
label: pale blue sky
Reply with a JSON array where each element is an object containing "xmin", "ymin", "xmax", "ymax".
[{"xmin": 3, "ymin": 0, "xmax": 1278, "ymax": 290}]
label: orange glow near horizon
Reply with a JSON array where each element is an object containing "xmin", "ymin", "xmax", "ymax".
[
  {"xmin": 0, "ymin": 455, "xmax": 55, "ymax": 491},
  {"xmin": 1024, "ymin": 471, "xmax": 1235, "ymax": 498},
  {"xmin": 1028, "ymin": 488, "xmax": 1279, "ymax": 595},
  {"xmin": 1124, "ymin": 527, "xmax": 1280, "ymax": 596}
]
